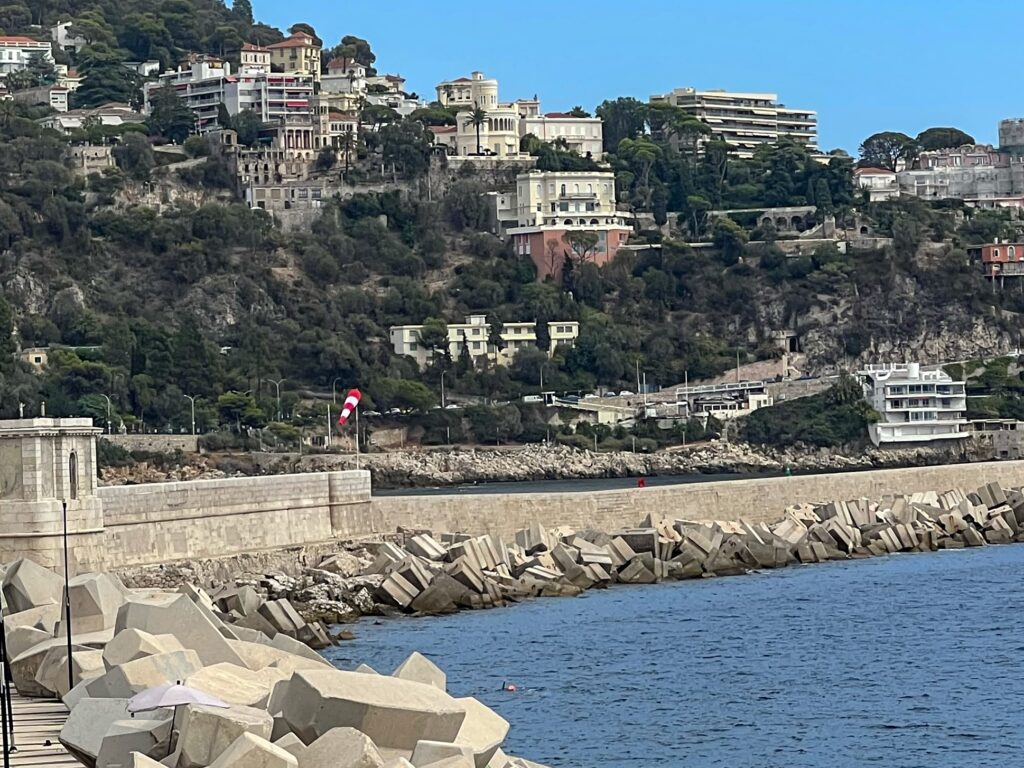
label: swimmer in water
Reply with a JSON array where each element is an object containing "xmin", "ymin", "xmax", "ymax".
[{"xmin": 500, "ymin": 681, "xmax": 518, "ymax": 692}]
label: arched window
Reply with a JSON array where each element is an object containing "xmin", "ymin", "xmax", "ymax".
[
  {"xmin": 560, "ymin": 184, "xmax": 566, "ymax": 196},
  {"xmin": 993, "ymin": 248, "xmax": 1001, "ymax": 259},
  {"xmin": 1010, "ymin": 246, "xmax": 1017, "ymax": 259},
  {"xmin": 69, "ymin": 451, "xmax": 78, "ymax": 500},
  {"xmin": 573, "ymin": 184, "xmax": 580, "ymax": 193},
  {"xmin": 564, "ymin": 219, "xmax": 573, "ymax": 225}
]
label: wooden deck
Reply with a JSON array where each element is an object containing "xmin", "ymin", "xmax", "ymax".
[{"xmin": 2, "ymin": 690, "xmax": 77, "ymax": 767}]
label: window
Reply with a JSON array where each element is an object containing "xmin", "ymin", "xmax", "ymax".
[
  {"xmin": 1011, "ymin": 246, "xmax": 1017, "ymax": 259},
  {"xmin": 69, "ymin": 452, "xmax": 78, "ymax": 500}
]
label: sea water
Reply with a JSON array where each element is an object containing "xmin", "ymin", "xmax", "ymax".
[{"xmin": 324, "ymin": 544, "xmax": 1024, "ymax": 767}]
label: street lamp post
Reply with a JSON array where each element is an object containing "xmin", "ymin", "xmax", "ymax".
[
  {"xmin": 99, "ymin": 393, "xmax": 112, "ymax": 436},
  {"xmin": 61, "ymin": 500, "xmax": 72, "ymax": 695},
  {"xmin": 331, "ymin": 377, "xmax": 343, "ymax": 405},
  {"xmin": 183, "ymin": 395, "xmax": 198, "ymax": 436},
  {"xmin": 440, "ymin": 371, "xmax": 447, "ymax": 409},
  {"xmin": 263, "ymin": 378, "xmax": 284, "ymax": 421}
]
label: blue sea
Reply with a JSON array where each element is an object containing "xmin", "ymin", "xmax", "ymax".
[{"xmin": 324, "ymin": 544, "xmax": 1024, "ymax": 767}]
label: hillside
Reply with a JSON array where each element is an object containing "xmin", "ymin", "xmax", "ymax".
[{"xmin": 0, "ymin": 2, "xmax": 1022, "ymax": 450}]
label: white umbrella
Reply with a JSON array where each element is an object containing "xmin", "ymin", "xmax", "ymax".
[
  {"xmin": 128, "ymin": 682, "xmax": 229, "ymax": 713},
  {"xmin": 128, "ymin": 683, "xmax": 230, "ymax": 759}
]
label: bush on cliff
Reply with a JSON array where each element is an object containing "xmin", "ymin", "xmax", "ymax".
[{"xmin": 739, "ymin": 374, "xmax": 878, "ymax": 449}]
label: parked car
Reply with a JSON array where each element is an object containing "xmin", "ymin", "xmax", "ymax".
[
  {"xmin": 522, "ymin": 395, "xmax": 543, "ymax": 403},
  {"xmin": 562, "ymin": 394, "xmax": 580, "ymax": 403},
  {"xmin": 362, "ymin": 410, "xmax": 381, "ymax": 417},
  {"xmin": 444, "ymin": 403, "xmax": 462, "ymax": 410},
  {"xmin": 602, "ymin": 392, "xmax": 618, "ymax": 398},
  {"xmin": 386, "ymin": 407, "xmax": 402, "ymax": 415},
  {"xmin": 582, "ymin": 394, "xmax": 598, "ymax": 400},
  {"xmin": 618, "ymin": 390, "xmax": 635, "ymax": 396}
]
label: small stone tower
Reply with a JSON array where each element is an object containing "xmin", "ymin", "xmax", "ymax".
[{"xmin": 0, "ymin": 418, "xmax": 105, "ymax": 574}]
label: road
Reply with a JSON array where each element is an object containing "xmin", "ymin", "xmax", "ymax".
[{"xmin": 373, "ymin": 470, "xmax": 788, "ymax": 496}]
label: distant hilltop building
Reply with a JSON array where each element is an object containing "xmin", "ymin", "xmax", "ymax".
[
  {"xmin": 857, "ymin": 363, "xmax": 968, "ymax": 446},
  {"xmin": 896, "ymin": 118, "xmax": 1024, "ymax": 207},
  {"xmin": 648, "ymin": 87, "xmax": 818, "ymax": 158},
  {"xmin": 390, "ymin": 314, "xmax": 580, "ymax": 369},
  {"xmin": 433, "ymin": 70, "xmax": 602, "ymax": 159}
]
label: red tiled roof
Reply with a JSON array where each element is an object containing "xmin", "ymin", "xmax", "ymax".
[
  {"xmin": 65, "ymin": 68, "xmax": 79, "ymax": 77},
  {"xmin": 544, "ymin": 112, "xmax": 572, "ymax": 118},
  {"xmin": 429, "ymin": 125, "xmax": 457, "ymax": 134},
  {"xmin": 855, "ymin": 167, "xmax": 895, "ymax": 175},
  {"xmin": 385, "ymin": 74, "xmax": 403, "ymax": 82},
  {"xmin": 267, "ymin": 34, "xmax": 317, "ymax": 49},
  {"xmin": 241, "ymin": 43, "xmax": 269, "ymax": 52},
  {"xmin": 450, "ymin": 77, "xmax": 471, "ymax": 83},
  {"xmin": 0, "ymin": 36, "xmax": 47, "ymax": 44}
]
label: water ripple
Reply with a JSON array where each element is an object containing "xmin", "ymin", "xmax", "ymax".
[{"xmin": 324, "ymin": 543, "xmax": 1024, "ymax": 767}]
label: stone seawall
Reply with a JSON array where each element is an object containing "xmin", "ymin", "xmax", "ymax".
[
  {"xmin": 97, "ymin": 470, "xmax": 371, "ymax": 568},
  {"xmin": 102, "ymin": 433, "xmax": 200, "ymax": 453},
  {"xmin": 369, "ymin": 460, "xmax": 1024, "ymax": 539}
]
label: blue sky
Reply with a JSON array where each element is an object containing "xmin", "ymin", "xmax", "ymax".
[{"xmin": 253, "ymin": 1, "xmax": 1021, "ymax": 153}]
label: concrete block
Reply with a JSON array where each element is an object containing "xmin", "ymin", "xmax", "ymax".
[
  {"xmin": 393, "ymin": 651, "xmax": 446, "ymax": 691},
  {"xmin": 208, "ymin": 732, "xmax": 298, "ymax": 768},
  {"xmin": 174, "ymin": 703, "xmax": 274, "ymax": 768},
  {"xmin": 58, "ymin": 572, "xmax": 129, "ymax": 636},
  {"xmin": 513, "ymin": 524, "xmax": 550, "ymax": 555},
  {"xmin": 185, "ymin": 662, "xmax": 289, "ymax": 709},
  {"xmin": 13, "ymin": 638, "xmax": 89, "ymax": 697},
  {"xmin": 453, "ymin": 697, "xmax": 508, "ymax": 768},
  {"xmin": 60, "ymin": 698, "xmax": 139, "ymax": 766},
  {"xmin": 103, "ymin": 629, "xmax": 186, "ymax": 670},
  {"xmin": 378, "ymin": 572, "xmax": 419, "ymax": 609},
  {"xmin": 115, "ymin": 595, "xmax": 246, "ymax": 667},
  {"xmin": 618, "ymin": 558, "xmax": 656, "ymax": 584},
  {"xmin": 412, "ymin": 741, "xmax": 475, "ymax": 767},
  {"xmin": 616, "ymin": 529, "xmax": 657, "ymax": 555},
  {"xmin": 282, "ymin": 670, "xmax": 465, "ymax": 750},
  {"xmin": 2, "ymin": 558, "xmax": 65, "ymax": 613},
  {"xmin": 268, "ymin": 633, "xmax": 333, "ymax": 668},
  {"xmin": 407, "ymin": 534, "xmax": 447, "ymax": 561},
  {"xmin": 274, "ymin": 733, "xmax": 308, "ymax": 761},
  {"xmin": 258, "ymin": 600, "xmax": 307, "ymax": 638},
  {"xmin": 96, "ymin": 718, "xmax": 172, "ymax": 768},
  {"xmin": 298, "ymin": 726, "xmax": 385, "ymax": 767},
  {"xmin": 85, "ymin": 649, "xmax": 204, "ymax": 700},
  {"xmin": 5, "ymin": 624, "xmax": 51, "ymax": 660},
  {"xmin": 54, "ymin": 648, "xmax": 105, "ymax": 699}
]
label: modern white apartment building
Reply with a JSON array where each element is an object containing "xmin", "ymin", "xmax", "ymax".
[
  {"xmin": 496, "ymin": 170, "xmax": 632, "ymax": 279},
  {"xmin": 390, "ymin": 315, "xmax": 580, "ymax": 369},
  {"xmin": 858, "ymin": 363, "xmax": 968, "ymax": 446},
  {"xmin": 649, "ymin": 87, "xmax": 818, "ymax": 158},
  {"xmin": 143, "ymin": 54, "xmax": 315, "ymax": 135},
  {"xmin": 0, "ymin": 36, "xmax": 54, "ymax": 79}
]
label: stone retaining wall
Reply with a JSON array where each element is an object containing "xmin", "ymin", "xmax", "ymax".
[{"xmin": 102, "ymin": 434, "xmax": 200, "ymax": 453}]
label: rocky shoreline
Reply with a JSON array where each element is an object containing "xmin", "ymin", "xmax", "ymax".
[
  {"xmin": 101, "ymin": 440, "xmax": 969, "ymax": 489},
  {"xmin": 7, "ymin": 474, "xmax": 1021, "ymax": 767}
]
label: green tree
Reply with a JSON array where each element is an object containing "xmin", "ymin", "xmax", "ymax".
[
  {"xmin": 417, "ymin": 318, "xmax": 449, "ymax": 361},
  {"xmin": 379, "ymin": 118, "xmax": 431, "ymax": 178},
  {"xmin": 113, "ymin": 133, "xmax": 155, "ymax": 180},
  {"xmin": 565, "ymin": 231, "xmax": 600, "ymax": 266},
  {"xmin": 568, "ymin": 105, "xmax": 590, "ymax": 118},
  {"xmin": 858, "ymin": 131, "xmax": 917, "ymax": 171},
  {"xmin": 216, "ymin": 102, "xmax": 233, "ymax": 130},
  {"xmin": 468, "ymin": 104, "xmax": 487, "ymax": 155},
  {"xmin": 232, "ymin": 0, "xmax": 254, "ymax": 25},
  {"xmin": 217, "ymin": 391, "xmax": 262, "ymax": 431},
  {"xmin": 915, "ymin": 127, "xmax": 975, "ymax": 151},
  {"xmin": 712, "ymin": 217, "xmax": 748, "ymax": 264},
  {"xmin": 75, "ymin": 45, "xmax": 143, "ymax": 108},
  {"xmin": 0, "ymin": 293, "xmax": 15, "ymax": 373},
  {"xmin": 596, "ymin": 97, "xmax": 648, "ymax": 152},
  {"xmin": 148, "ymin": 84, "xmax": 195, "ymax": 143},
  {"xmin": 233, "ymin": 109, "xmax": 262, "ymax": 145}
]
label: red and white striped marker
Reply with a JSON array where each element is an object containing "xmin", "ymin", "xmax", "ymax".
[{"xmin": 337, "ymin": 388, "xmax": 362, "ymax": 425}]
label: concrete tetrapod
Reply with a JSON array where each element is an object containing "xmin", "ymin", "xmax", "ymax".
[
  {"xmin": 282, "ymin": 670, "xmax": 466, "ymax": 750},
  {"xmin": 173, "ymin": 702, "xmax": 274, "ymax": 768},
  {"xmin": 297, "ymin": 726, "xmax": 384, "ymax": 768},
  {"xmin": 208, "ymin": 732, "xmax": 298, "ymax": 768}
]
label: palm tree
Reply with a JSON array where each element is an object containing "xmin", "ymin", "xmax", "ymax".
[
  {"xmin": 469, "ymin": 103, "xmax": 487, "ymax": 155},
  {"xmin": 340, "ymin": 127, "xmax": 356, "ymax": 180}
]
